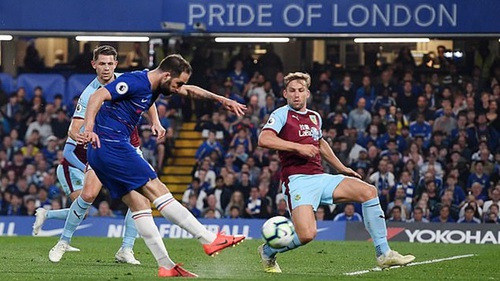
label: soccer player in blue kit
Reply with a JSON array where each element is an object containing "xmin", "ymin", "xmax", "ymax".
[
  {"xmin": 257, "ymin": 72, "xmax": 415, "ymax": 273},
  {"xmin": 81, "ymin": 54, "xmax": 246, "ymax": 277},
  {"xmin": 36, "ymin": 46, "xmax": 151, "ymax": 264}
]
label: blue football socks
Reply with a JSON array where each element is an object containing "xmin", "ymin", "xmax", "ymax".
[
  {"xmin": 46, "ymin": 209, "xmax": 69, "ymax": 220},
  {"xmin": 263, "ymin": 233, "xmax": 302, "ymax": 258},
  {"xmin": 362, "ymin": 197, "xmax": 390, "ymax": 257},
  {"xmin": 121, "ymin": 209, "xmax": 138, "ymax": 249},
  {"xmin": 60, "ymin": 196, "xmax": 92, "ymax": 243}
]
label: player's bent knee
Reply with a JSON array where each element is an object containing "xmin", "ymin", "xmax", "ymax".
[
  {"xmin": 364, "ymin": 184, "xmax": 378, "ymax": 200},
  {"xmin": 80, "ymin": 190, "xmax": 97, "ymax": 203},
  {"xmin": 297, "ymin": 229, "xmax": 316, "ymax": 244}
]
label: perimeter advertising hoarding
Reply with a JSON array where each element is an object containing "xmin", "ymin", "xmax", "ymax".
[
  {"xmin": 346, "ymin": 222, "xmax": 500, "ymax": 244},
  {"xmin": 0, "ymin": 216, "xmax": 346, "ymax": 241}
]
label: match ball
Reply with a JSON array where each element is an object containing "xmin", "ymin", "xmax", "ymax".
[{"xmin": 261, "ymin": 216, "xmax": 295, "ymax": 249}]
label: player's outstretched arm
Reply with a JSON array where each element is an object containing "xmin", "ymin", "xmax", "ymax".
[
  {"xmin": 82, "ymin": 88, "xmax": 112, "ymax": 148},
  {"xmin": 258, "ymin": 130, "xmax": 318, "ymax": 158},
  {"xmin": 319, "ymin": 138, "xmax": 361, "ymax": 179},
  {"xmin": 177, "ymin": 85, "xmax": 246, "ymax": 116}
]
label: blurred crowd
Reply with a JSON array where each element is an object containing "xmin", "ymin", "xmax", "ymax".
[{"xmin": 1, "ymin": 43, "xmax": 500, "ymax": 226}]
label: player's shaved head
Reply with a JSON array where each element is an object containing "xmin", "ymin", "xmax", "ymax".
[
  {"xmin": 93, "ymin": 45, "xmax": 117, "ymax": 61},
  {"xmin": 158, "ymin": 54, "xmax": 192, "ymax": 78},
  {"xmin": 284, "ymin": 72, "xmax": 311, "ymax": 88}
]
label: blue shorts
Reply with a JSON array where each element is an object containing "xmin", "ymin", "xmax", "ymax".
[
  {"xmin": 56, "ymin": 164, "xmax": 84, "ymax": 196},
  {"xmin": 87, "ymin": 141, "xmax": 157, "ymax": 199},
  {"xmin": 282, "ymin": 174, "xmax": 345, "ymax": 211}
]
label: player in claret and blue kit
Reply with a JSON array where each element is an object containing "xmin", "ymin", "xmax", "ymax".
[{"xmin": 257, "ymin": 72, "xmax": 415, "ymax": 273}]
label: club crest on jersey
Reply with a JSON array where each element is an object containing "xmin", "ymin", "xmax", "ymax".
[
  {"xmin": 295, "ymin": 194, "xmax": 301, "ymax": 201},
  {"xmin": 309, "ymin": 115, "xmax": 318, "ymax": 125},
  {"xmin": 116, "ymin": 82, "xmax": 128, "ymax": 95}
]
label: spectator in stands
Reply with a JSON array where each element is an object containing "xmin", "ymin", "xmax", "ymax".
[
  {"xmin": 259, "ymin": 94, "xmax": 276, "ymax": 121},
  {"xmin": 483, "ymin": 185, "xmax": 500, "ymax": 214},
  {"xmin": 202, "ymin": 194, "xmax": 224, "ymax": 219},
  {"xmin": 333, "ymin": 203, "xmax": 362, "ymax": 222},
  {"xmin": 195, "ymin": 130, "xmax": 224, "ymax": 162},
  {"xmin": 407, "ymin": 206, "xmax": 429, "ymax": 223},
  {"xmin": 408, "ymin": 96, "xmax": 435, "ymax": 124},
  {"xmin": 274, "ymin": 198, "xmax": 290, "ymax": 218},
  {"xmin": 41, "ymin": 135, "xmax": 58, "ymax": 166},
  {"xmin": 387, "ymin": 205, "xmax": 405, "ymax": 222},
  {"xmin": 347, "ymin": 98, "xmax": 372, "ymax": 135},
  {"xmin": 485, "ymin": 207, "xmax": 500, "ymax": 223},
  {"xmin": 467, "ymin": 113, "xmax": 498, "ymax": 152},
  {"xmin": 368, "ymin": 159, "xmax": 395, "ymax": 210},
  {"xmin": 182, "ymin": 177, "xmax": 202, "ymax": 204},
  {"xmin": 24, "ymin": 41, "xmax": 45, "ymax": 73},
  {"xmin": 467, "ymin": 161, "xmax": 491, "ymax": 192},
  {"xmin": 92, "ymin": 201, "xmax": 115, "ymax": 217},
  {"xmin": 457, "ymin": 205, "xmax": 481, "ymax": 223},
  {"xmin": 227, "ymin": 206, "xmax": 242, "ymax": 219},
  {"xmin": 185, "ymin": 193, "xmax": 201, "ymax": 218},
  {"xmin": 50, "ymin": 109, "xmax": 70, "ymax": 141},
  {"xmin": 224, "ymin": 190, "xmax": 245, "ymax": 217},
  {"xmin": 433, "ymin": 106, "xmax": 457, "ymax": 137},
  {"xmin": 25, "ymin": 112, "xmax": 52, "ymax": 145},
  {"xmin": 228, "ymin": 59, "xmax": 249, "ymax": 94},
  {"xmin": 334, "ymin": 74, "xmax": 355, "ymax": 109},
  {"xmin": 207, "ymin": 175, "xmax": 232, "ymax": 213},
  {"xmin": 395, "ymin": 81, "xmax": 418, "ymax": 115},
  {"xmin": 1, "ymin": 192, "xmax": 25, "ymax": 215},
  {"xmin": 230, "ymin": 127, "xmax": 252, "ymax": 154},
  {"xmin": 314, "ymin": 206, "xmax": 328, "ymax": 221},
  {"xmin": 245, "ymin": 186, "xmax": 263, "ymax": 218},
  {"xmin": 431, "ymin": 205, "xmax": 455, "ymax": 223},
  {"xmin": 377, "ymin": 121, "xmax": 407, "ymax": 153}
]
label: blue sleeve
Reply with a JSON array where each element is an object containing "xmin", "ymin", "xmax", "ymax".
[
  {"xmin": 63, "ymin": 143, "xmax": 86, "ymax": 172},
  {"xmin": 262, "ymin": 107, "xmax": 287, "ymax": 134},
  {"xmin": 104, "ymin": 74, "xmax": 137, "ymax": 101}
]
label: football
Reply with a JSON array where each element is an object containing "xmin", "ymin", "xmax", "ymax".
[{"xmin": 261, "ymin": 216, "xmax": 295, "ymax": 249}]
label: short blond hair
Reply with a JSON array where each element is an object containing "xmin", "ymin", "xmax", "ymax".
[{"xmin": 284, "ymin": 72, "xmax": 311, "ymax": 88}]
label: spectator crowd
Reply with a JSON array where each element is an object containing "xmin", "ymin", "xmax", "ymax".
[{"xmin": 1, "ymin": 43, "xmax": 500, "ymax": 227}]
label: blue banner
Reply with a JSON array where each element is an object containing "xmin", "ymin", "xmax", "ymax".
[
  {"xmin": 0, "ymin": 0, "xmax": 499, "ymax": 34},
  {"xmin": 0, "ymin": 216, "xmax": 346, "ymax": 241}
]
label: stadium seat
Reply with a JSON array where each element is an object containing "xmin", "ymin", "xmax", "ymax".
[
  {"xmin": 0, "ymin": 73, "xmax": 15, "ymax": 94},
  {"xmin": 17, "ymin": 73, "xmax": 66, "ymax": 103},
  {"xmin": 66, "ymin": 74, "xmax": 95, "ymax": 105}
]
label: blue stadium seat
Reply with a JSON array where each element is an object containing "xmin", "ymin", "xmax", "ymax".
[
  {"xmin": 0, "ymin": 73, "xmax": 15, "ymax": 94},
  {"xmin": 66, "ymin": 74, "xmax": 95, "ymax": 105},
  {"xmin": 17, "ymin": 73, "xmax": 66, "ymax": 103}
]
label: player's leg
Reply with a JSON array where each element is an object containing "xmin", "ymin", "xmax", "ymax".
[
  {"xmin": 121, "ymin": 190, "xmax": 197, "ymax": 277},
  {"xmin": 333, "ymin": 176, "xmax": 415, "ymax": 268},
  {"xmin": 137, "ymin": 178, "xmax": 245, "ymax": 256},
  {"xmin": 259, "ymin": 175, "xmax": 323, "ymax": 273},
  {"xmin": 114, "ymin": 204, "xmax": 143, "ymax": 265},
  {"xmin": 49, "ymin": 169, "xmax": 102, "ymax": 263},
  {"xmin": 33, "ymin": 166, "xmax": 84, "ymax": 235}
]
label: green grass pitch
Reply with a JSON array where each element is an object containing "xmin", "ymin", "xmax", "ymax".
[{"xmin": 0, "ymin": 237, "xmax": 497, "ymax": 280}]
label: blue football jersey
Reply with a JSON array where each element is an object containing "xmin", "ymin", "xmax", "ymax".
[{"xmin": 97, "ymin": 70, "xmax": 158, "ymax": 142}]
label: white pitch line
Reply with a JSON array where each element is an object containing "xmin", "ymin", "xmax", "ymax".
[{"xmin": 344, "ymin": 254, "xmax": 476, "ymax": 276}]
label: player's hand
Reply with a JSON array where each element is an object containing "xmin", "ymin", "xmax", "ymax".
[
  {"xmin": 222, "ymin": 99, "xmax": 246, "ymax": 116},
  {"xmin": 151, "ymin": 123, "xmax": 166, "ymax": 140},
  {"xmin": 82, "ymin": 131, "xmax": 101, "ymax": 148},
  {"xmin": 298, "ymin": 144, "xmax": 319, "ymax": 158},
  {"xmin": 341, "ymin": 167, "xmax": 362, "ymax": 179}
]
